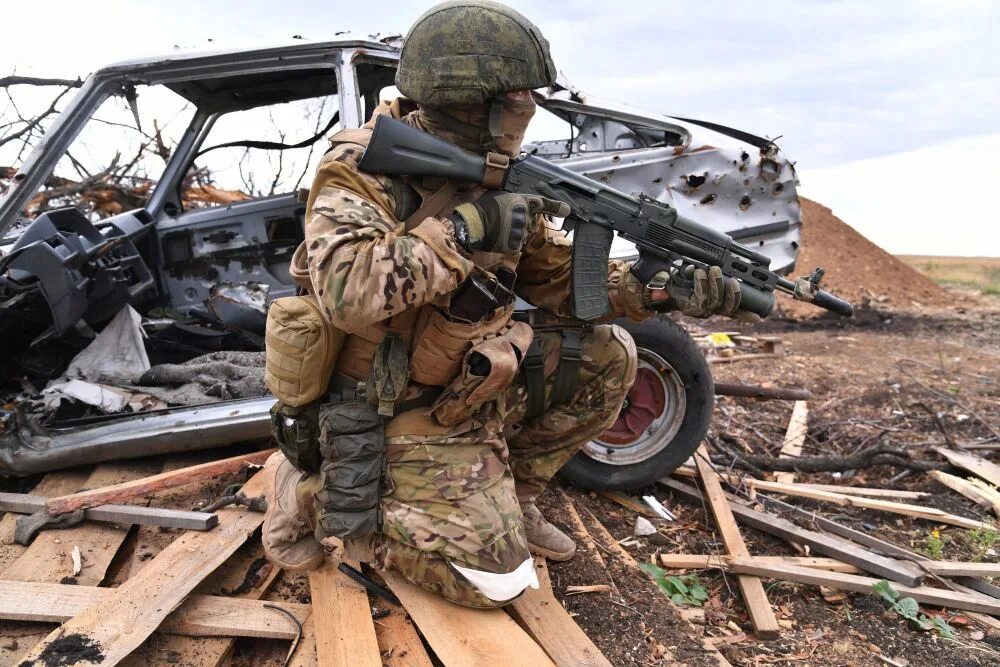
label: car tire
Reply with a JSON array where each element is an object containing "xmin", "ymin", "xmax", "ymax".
[{"xmin": 559, "ymin": 316, "xmax": 714, "ymax": 491}]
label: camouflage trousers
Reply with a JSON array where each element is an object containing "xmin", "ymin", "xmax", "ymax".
[{"xmin": 370, "ymin": 323, "xmax": 637, "ymax": 607}]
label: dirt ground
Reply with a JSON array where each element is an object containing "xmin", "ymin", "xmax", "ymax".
[{"xmin": 552, "ymin": 288, "xmax": 999, "ymax": 666}]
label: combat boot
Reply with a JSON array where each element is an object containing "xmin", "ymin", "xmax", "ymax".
[
  {"xmin": 521, "ymin": 503, "xmax": 576, "ymax": 561},
  {"xmin": 261, "ymin": 452, "xmax": 325, "ymax": 571}
]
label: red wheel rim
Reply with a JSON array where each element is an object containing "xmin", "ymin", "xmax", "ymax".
[{"xmin": 600, "ymin": 367, "xmax": 667, "ymax": 445}]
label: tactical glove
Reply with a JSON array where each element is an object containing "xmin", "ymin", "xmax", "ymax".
[
  {"xmin": 451, "ymin": 192, "xmax": 570, "ymax": 255},
  {"xmin": 648, "ymin": 264, "xmax": 750, "ymax": 320}
]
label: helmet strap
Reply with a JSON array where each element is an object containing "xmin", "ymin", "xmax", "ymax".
[{"xmin": 487, "ymin": 96, "xmax": 505, "ymax": 140}]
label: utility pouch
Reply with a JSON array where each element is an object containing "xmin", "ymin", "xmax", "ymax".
[
  {"xmin": 429, "ymin": 321, "xmax": 533, "ymax": 426},
  {"xmin": 270, "ymin": 401, "xmax": 322, "ymax": 474},
  {"xmin": 409, "ymin": 305, "xmax": 515, "ymax": 386},
  {"xmin": 315, "ymin": 401, "xmax": 385, "ymax": 562},
  {"xmin": 367, "ymin": 332, "xmax": 410, "ymax": 417},
  {"xmin": 265, "ymin": 295, "xmax": 345, "ymax": 407}
]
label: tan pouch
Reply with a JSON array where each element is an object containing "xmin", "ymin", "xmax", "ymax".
[
  {"xmin": 265, "ymin": 295, "xmax": 345, "ymax": 407},
  {"xmin": 429, "ymin": 321, "xmax": 533, "ymax": 426},
  {"xmin": 410, "ymin": 306, "xmax": 514, "ymax": 386}
]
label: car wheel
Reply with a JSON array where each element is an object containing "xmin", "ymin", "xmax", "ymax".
[{"xmin": 559, "ymin": 316, "xmax": 714, "ymax": 491}]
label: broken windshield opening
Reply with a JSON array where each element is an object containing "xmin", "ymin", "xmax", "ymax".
[
  {"xmin": 9, "ymin": 85, "xmax": 195, "ymax": 222},
  {"xmin": 180, "ymin": 93, "xmax": 341, "ymax": 210}
]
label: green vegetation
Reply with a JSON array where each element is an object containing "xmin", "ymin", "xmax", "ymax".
[
  {"xmin": 963, "ymin": 525, "xmax": 1000, "ymax": 562},
  {"xmin": 899, "ymin": 255, "xmax": 1000, "ymax": 296},
  {"xmin": 639, "ymin": 562, "xmax": 709, "ymax": 607},
  {"xmin": 873, "ymin": 580, "xmax": 955, "ymax": 639},
  {"xmin": 922, "ymin": 528, "xmax": 946, "ymax": 560}
]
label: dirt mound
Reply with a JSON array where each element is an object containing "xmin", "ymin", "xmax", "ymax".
[{"xmin": 779, "ymin": 198, "xmax": 952, "ymax": 317}]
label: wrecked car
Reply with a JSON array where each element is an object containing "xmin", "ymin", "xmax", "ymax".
[{"xmin": 0, "ymin": 37, "xmax": 801, "ymax": 486}]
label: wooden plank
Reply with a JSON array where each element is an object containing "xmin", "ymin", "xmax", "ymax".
[
  {"xmin": 729, "ymin": 557, "xmax": 1000, "ymax": 615},
  {"xmin": 0, "ymin": 580, "xmax": 310, "ymax": 639},
  {"xmin": 288, "ymin": 617, "xmax": 319, "ymax": 667},
  {"xmin": 662, "ymin": 478, "xmax": 926, "ymax": 587},
  {"xmin": 597, "ymin": 490, "xmax": 657, "ymax": 517},
  {"xmin": 0, "ymin": 491, "xmax": 217, "ymax": 531},
  {"xmin": 509, "ymin": 558, "xmax": 613, "ymax": 667},
  {"xmin": 935, "ymin": 447, "xmax": 1000, "ymax": 488},
  {"xmin": 784, "ymin": 483, "xmax": 928, "ymax": 499},
  {"xmin": 0, "ymin": 471, "xmax": 90, "ymax": 577},
  {"xmin": 775, "ymin": 400, "xmax": 808, "ymax": 484},
  {"xmin": 17, "ymin": 471, "xmax": 269, "ymax": 667},
  {"xmin": 309, "ymin": 560, "xmax": 382, "ymax": 667},
  {"xmin": 45, "ymin": 448, "xmax": 275, "ymax": 515},
  {"xmin": 920, "ymin": 561, "xmax": 1000, "ymax": 578},
  {"xmin": 746, "ymin": 477, "xmax": 992, "ymax": 530},
  {"xmin": 120, "ymin": 454, "xmax": 280, "ymax": 667},
  {"xmin": 383, "ymin": 569, "xmax": 556, "ymax": 667},
  {"xmin": 659, "ymin": 554, "xmax": 863, "ymax": 574},
  {"xmin": 930, "ymin": 470, "xmax": 1000, "ymax": 518},
  {"xmin": 0, "ymin": 462, "xmax": 161, "ymax": 665},
  {"xmin": 694, "ymin": 445, "xmax": 780, "ymax": 638},
  {"xmin": 373, "ymin": 604, "xmax": 435, "ymax": 667}
]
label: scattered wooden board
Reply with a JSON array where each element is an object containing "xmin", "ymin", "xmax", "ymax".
[
  {"xmin": 0, "ymin": 580, "xmax": 309, "ymax": 639},
  {"xmin": 729, "ymin": 557, "xmax": 1000, "ymax": 615},
  {"xmin": 508, "ymin": 557, "xmax": 613, "ymax": 667},
  {"xmin": 383, "ymin": 569, "xmax": 556, "ymax": 667},
  {"xmin": 0, "ymin": 491, "xmax": 217, "ymax": 531},
  {"xmin": 782, "ymin": 483, "xmax": 928, "ymax": 500},
  {"xmin": 745, "ymin": 477, "xmax": 992, "ymax": 530},
  {"xmin": 309, "ymin": 560, "xmax": 382, "ymax": 667},
  {"xmin": 0, "ymin": 470, "xmax": 90, "ymax": 578},
  {"xmin": 659, "ymin": 554, "xmax": 863, "ymax": 574},
  {"xmin": 662, "ymin": 478, "xmax": 925, "ymax": 586},
  {"xmin": 17, "ymin": 471, "xmax": 269, "ymax": 667},
  {"xmin": 935, "ymin": 448, "xmax": 1000, "ymax": 488},
  {"xmin": 930, "ymin": 470, "xmax": 1000, "ymax": 518},
  {"xmin": 118, "ymin": 455, "xmax": 279, "ymax": 667},
  {"xmin": 775, "ymin": 400, "xmax": 808, "ymax": 484},
  {"xmin": 694, "ymin": 446, "xmax": 780, "ymax": 638},
  {"xmin": 45, "ymin": 448, "xmax": 275, "ymax": 515},
  {"xmin": 372, "ymin": 603, "xmax": 434, "ymax": 667},
  {"xmin": 597, "ymin": 490, "xmax": 657, "ymax": 517}
]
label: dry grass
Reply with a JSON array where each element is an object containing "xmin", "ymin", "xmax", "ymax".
[{"xmin": 898, "ymin": 255, "xmax": 1000, "ymax": 296}]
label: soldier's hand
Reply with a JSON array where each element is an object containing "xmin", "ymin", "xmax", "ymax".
[
  {"xmin": 663, "ymin": 265, "xmax": 750, "ymax": 319},
  {"xmin": 451, "ymin": 192, "xmax": 570, "ymax": 255}
]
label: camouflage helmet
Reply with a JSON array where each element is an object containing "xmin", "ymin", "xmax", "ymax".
[{"xmin": 396, "ymin": 1, "xmax": 557, "ymax": 107}]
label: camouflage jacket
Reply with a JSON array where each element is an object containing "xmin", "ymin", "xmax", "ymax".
[{"xmin": 290, "ymin": 99, "xmax": 648, "ymax": 381}]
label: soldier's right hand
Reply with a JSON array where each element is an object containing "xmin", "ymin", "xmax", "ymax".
[{"xmin": 450, "ymin": 192, "xmax": 570, "ymax": 255}]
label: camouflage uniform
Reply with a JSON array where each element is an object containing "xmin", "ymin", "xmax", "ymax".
[{"xmin": 279, "ymin": 94, "xmax": 650, "ymax": 608}]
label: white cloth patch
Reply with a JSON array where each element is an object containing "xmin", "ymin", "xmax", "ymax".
[{"xmin": 450, "ymin": 557, "xmax": 539, "ymax": 602}]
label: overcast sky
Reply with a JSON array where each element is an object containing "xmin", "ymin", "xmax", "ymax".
[{"xmin": 2, "ymin": 0, "xmax": 998, "ymax": 255}]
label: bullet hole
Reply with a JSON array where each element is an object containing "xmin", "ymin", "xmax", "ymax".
[
  {"xmin": 739, "ymin": 195, "xmax": 752, "ymax": 210},
  {"xmin": 773, "ymin": 182, "xmax": 785, "ymax": 194},
  {"xmin": 652, "ymin": 177, "xmax": 663, "ymax": 184},
  {"xmin": 611, "ymin": 155, "xmax": 621, "ymax": 163},
  {"xmin": 13, "ymin": 173, "xmax": 26, "ymax": 182},
  {"xmin": 684, "ymin": 173, "xmax": 707, "ymax": 189},
  {"xmin": 699, "ymin": 193, "xmax": 717, "ymax": 205},
  {"xmin": 740, "ymin": 151, "xmax": 750, "ymax": 162}
]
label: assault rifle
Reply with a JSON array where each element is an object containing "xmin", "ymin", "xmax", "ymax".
[{"xmin": 358, "ymin": 116, "xmax": 854, "ymax": 320}]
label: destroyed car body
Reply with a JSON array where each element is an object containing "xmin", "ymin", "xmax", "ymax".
[{"xmin": 0, "ymin": 38, "xmax": 802, "ymax": 485}]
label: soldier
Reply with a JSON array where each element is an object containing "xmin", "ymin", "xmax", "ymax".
[{"xmin": 262, "ymin": 0, "xmax": 744, "ymax": 608}]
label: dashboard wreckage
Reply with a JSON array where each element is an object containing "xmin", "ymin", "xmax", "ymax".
[{"xmin": 0, "ymin": 37, "xmax": 805, "ymax": 486}]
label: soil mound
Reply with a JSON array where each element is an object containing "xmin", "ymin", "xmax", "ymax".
[{"xmin": 780, "ymin": 198, "xmax": 952, "ymax": 317}]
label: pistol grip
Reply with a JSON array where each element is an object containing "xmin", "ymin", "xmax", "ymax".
[{"xmin": 572, "ymin": 221, "xmax": 613, "ymax": 320}]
